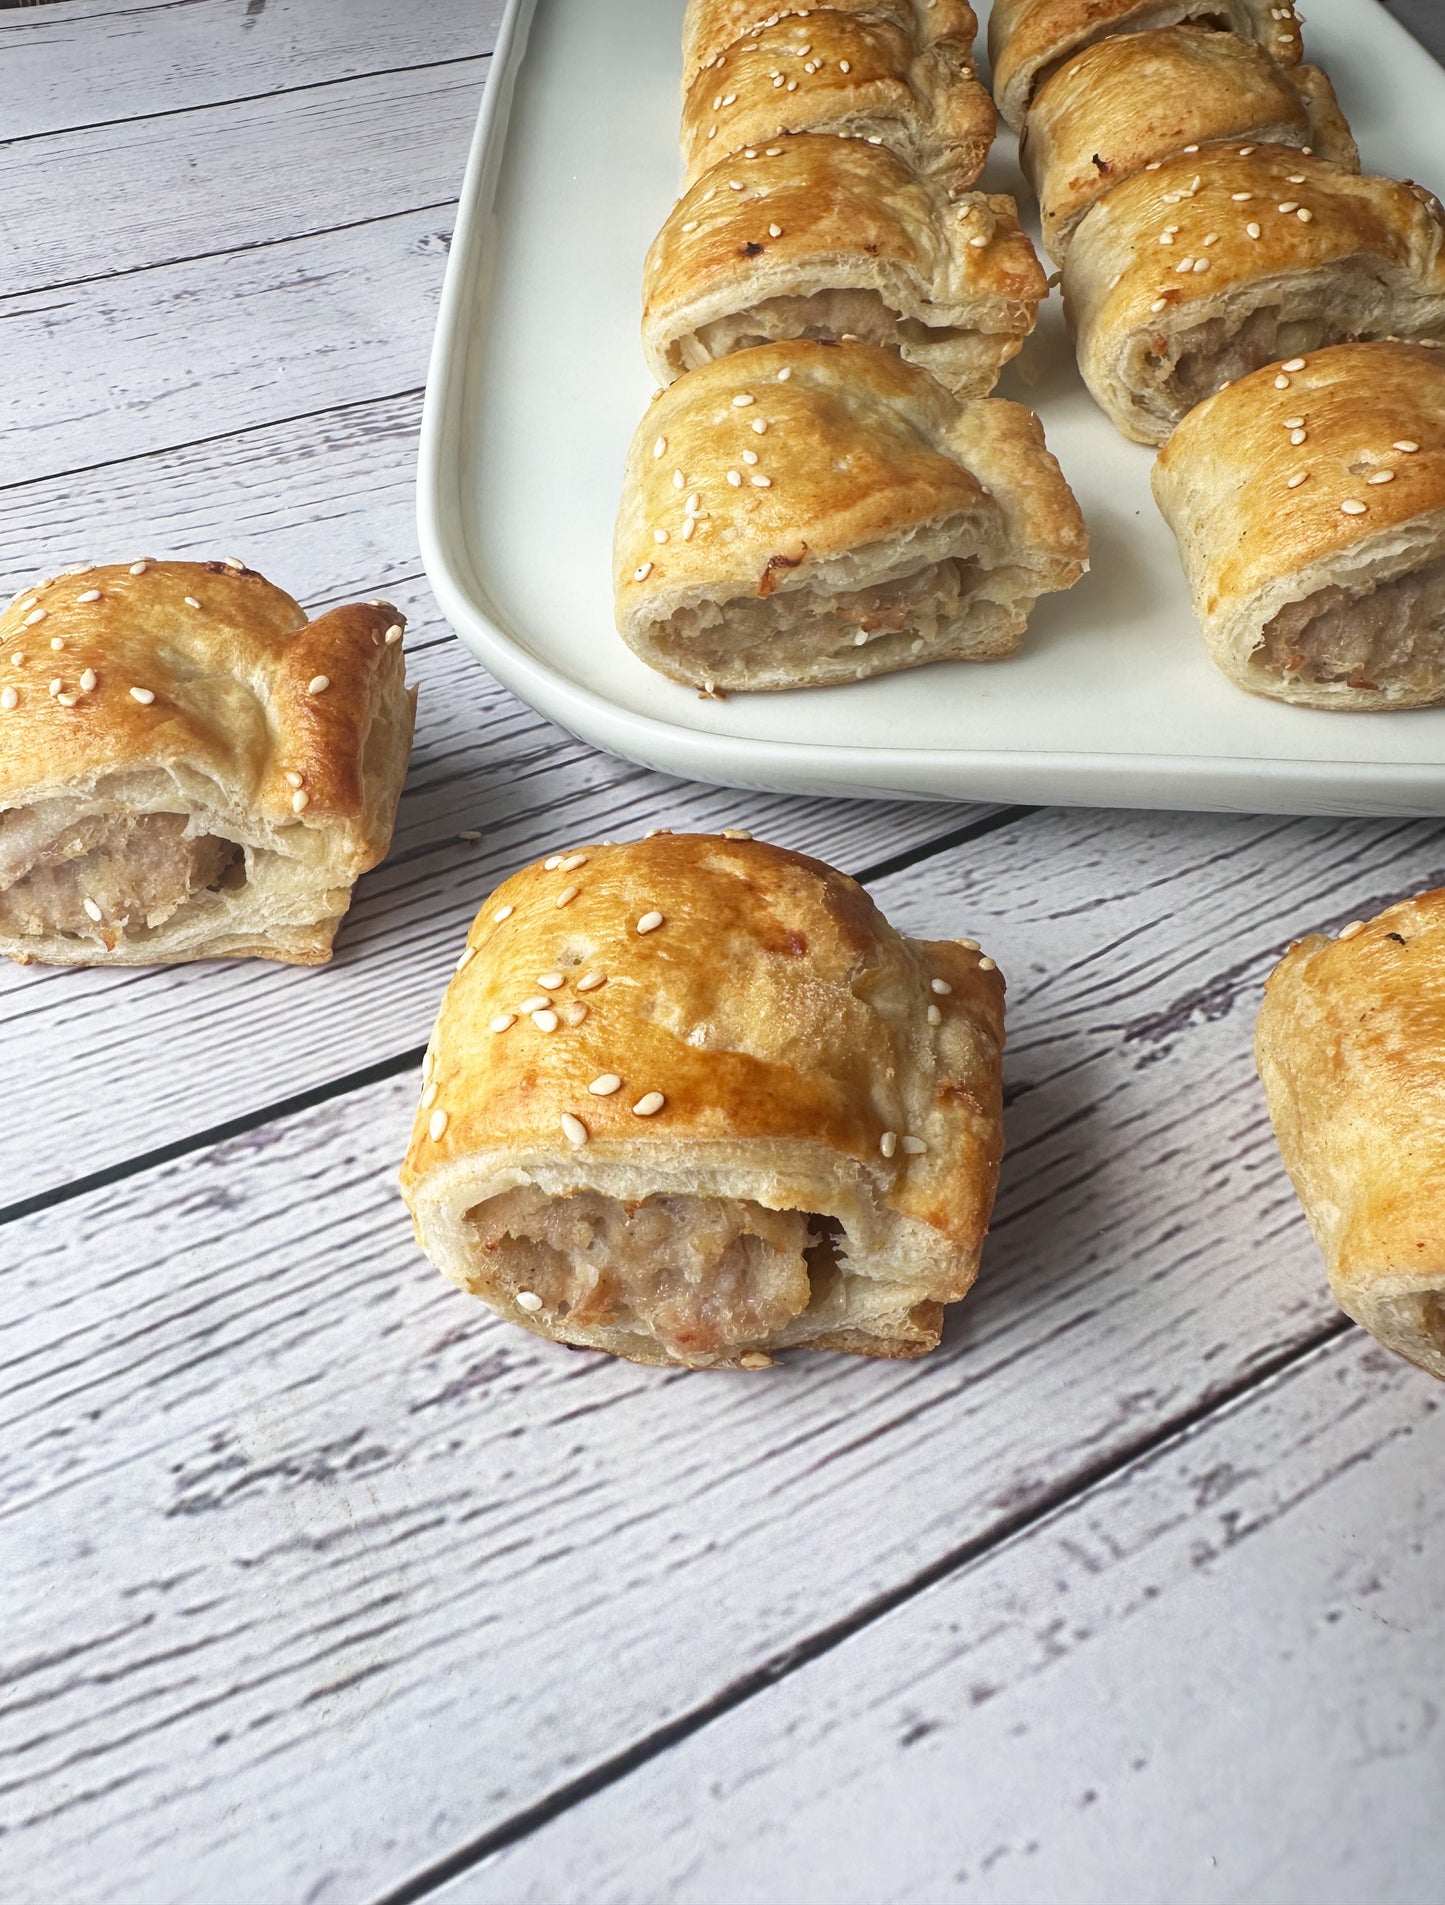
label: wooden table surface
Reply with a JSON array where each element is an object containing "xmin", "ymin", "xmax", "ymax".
[{"xmin": 3, "ymin": 3, "xmax": 1442, "ymax": 1901}]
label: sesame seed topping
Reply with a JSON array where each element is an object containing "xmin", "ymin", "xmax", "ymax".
[
  {"xmin": 1367, "ymin": 469, "xmax": 1395, "ymax": 484},
  {"xmin": 83, "ymin": 897, "xmax": 103, "ymax": 923},
  {"xmin": 1202, "ymin": 233, "xmax": 1218, "ymax": 246},
  {"xmin": 10, "ymin": 654, "xmax": 23, "ymax": 665},
  {"xmin": 739, "ymin": 1352, "xmax": 773, "ymax": 1370},
  {"xmin": 76, "ymin": 589, "xmax": 101, "ymax": 604},
  {"xmin": 562, "ymin": 1003, "xmax": 588, "ymax": 1027},
  {"xmin": 967, "ymin": 234, "xmax": 987, "ymax": 248},
  {"xmin": 385, "ymin": 624, "xmax": 404, "ymax": 645},
  {"xmin": 1175, "ymin": 257, "xmax": 1194, "ymax": 272},
  {"xmin": 589, "ymin": 1074, "xmax": 622, "ymax": 1096},
  {"xmin": 729, "ymin": 179, "xmax": 745, "ymax": 191},
  {"xmin": 494, "ymin": 904, "xmax": 515, "ymax": 922},
  {"xmin": 292, "ymin": 789, "xmax": 310, "ymax": 813},
  {"xmin": 721, "ymin": 827, "xmax": 752, "ymax": 839},
  {"xmin": 654, "ymin": 436, "xmax": 667, "ymax": 457},
  {"xmin": 1182, "ymin": 144, "xmax": 1198, "ymax": 154},
  {"xmin": 129, "ymin": 686, "xmax": 156, "ymax": 704},
  {"xmin": 777, "ymin": 366, "xmax": 792, "ymax": 380},
  {"xmin": 23, "ymin": 609, "xmax": 45, "ymax": 627},
  {"xmin": 683, "ymin": 519, "xmax": 696, "ymax": 540},
  {"xmin": 1287, "ymin": 471, "xmax": 1308, "ymax": 488},
  {"xmin": 428, "ymin": 1109, "xmax": 448, "ymax": 1141},
  {"xmin": 930, "ymin": 977, "xmax": 952, "ymax": 995},
  {"xmin": 561, "ymin": 852, "xmax": 588, "ymax": 871},
  {"xmin": 681, "ymin": 219, "xmax": 699, "ymax": 232},
  {"xmin": 1274, "ymin": 374, "xmax": 1290, "ymax": 389},
  {"xmin": 519, "ymin": 992, "xmax": 551, "ymax": 1014},
  {"xmin": 577, "ymin": 972, "xmax": 606, "ymax": 991},
  {"xmin": 421, "ymin": 1082, "xmax": 438, "ymax": 1110},
  {"xmin": 752, "ymin": 474, "xmax": 773, "ymax": 488},
  {"xmin": 490, "ymin": 1013, "xmax": 516, "ymax": 1033},
  {"xmin": 1159, "ymin": 232, "xmax": 1174, "ymax": 245},
  {"xmin": 637, "ymin": 911, "xmax": 664, "ymax": 934},
  {"xmin": 673, "ymin": 471, "xmax": 685, "ymax": 489},
  {"xmin": 927, "ymin": 1003, "xmax": 942, "ymax": 1025},
  {"xmin": 516, "ymin": 1290, "xmax": 543, "ymax": 1312},
  {"xmin": 1150, "ymin": 298, "xmax": 1167, "ymax": 312},
  {"xmin": 1231, "ymin": 191, "xmax": 1253, "ymax": 201},
  {"xmin": 0, "ymin": 688, "xmax": 15, "ymax": 711},
  {"xmin": 556, "ymin": 885, "xmax": 579, "ymax": 907},
  {"xmin": 900, "ymin": 1136, "xmax": 928, "ymax": 1155},
  {"xmin": 50, "ymin": 637, "xmax": 64, "ymax": 651},
  {"xmin": 743, "ymin": 449, "xmax": 759, "ymax": 464},
  {"xmin": 561, "ymin": 1113, "xmax": 589, "ymax": 1147},
  {"xmin": 1338, "ymin": 920, "xmax": 1365, "ymax": 940},
  {"xmin": 1246, "ymin": 222, "xmax": 1261, "ymax": 239},
  {"xmin": 634, "ymin": 562, "xmax": 653, "ymax": 581},
  {"xmin": 1290, "ymin": 428, "xmax": 1306, "ymax": 445},
  {"xmin": 959, "ymin": 938, "xmax": 980, "ymax": 950},
  {"xmin": 129, "ymin": 560, "xmax": 148, "ymax": 575},
  {"xmin": 455, "ymin": 946, "xmax": 476, "ymax": 972},
  {"xmin": 733, "ymin": 393, "xmax": 755, "ymax": 406},
  {"xmin": 727, "ymin": 469, "xmax": 742, "ymax": 486},
  {"xmin": 79, "ymin": 668, "xmax": 96, "ymax": 691},
  {"xmin": 1340, "ymin": 499, "xmax": 1368, "ymax": 515},
  {"xmin": 685, "ymin": 492, "xmax": 702, "ymax": 514},
  {"xmin": 1282, "ymin": 358, "xmax": 1306, "ymax": 372},
  {"xmin": 632, "ymin": 1091, "xmax": 666, "ymax": 1117},
  {"xmin": 307, "ymin": 675, "xmax": 330, "ymax": 695},
  {"xmin": 56, "ymin": 693, "xmax": 78, "ymax": 707},
  {"xmin": 48, "ymin": 678, "xmax": 61, "ymax": 696},
  {"xmin": 978, "ymin": 956, "xmax": 997, "ymax": 972},
  {"xmin": 531, "ymin": 1008, "xmax": 559, "ymax": 1032},
  {"xmin": 654, "ymin": 529, "xmax": 669, "ymax": 544},
  {"xmin": 768, "ymin": 223, "xmax": 782, "ymax": 238},
  {"xmin": 1193, "ymin": 257, "xmax": 1209, "ymax": 272},
  {"xmin": 1238, "ymin": 146, "xmax": 1255, "ymax": 156},
  {"xmin": 1283, "ymin": 416, "xmax": 1304, "ymax": 428},
  {"xmin": 537, "ymin": 971, "xmax": 565, "ymax": 989},
  {"xmin": 1297, "ymin": 208, "xmax": 1312, "ymax": 222},
  {"xmin": 879, "ymin": 1131, "xmax": 897, "ymax": 1158},
  {"xmin": 1395, "ymin": 440, "xmax": 1421, "ymax": 452}
]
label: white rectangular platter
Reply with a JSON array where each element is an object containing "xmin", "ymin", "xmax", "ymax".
[{"xmin": 418, "ymin": 0, "xmax": 1445, "ymax": 814}]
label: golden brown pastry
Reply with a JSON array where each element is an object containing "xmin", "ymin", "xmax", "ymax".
[
  {"xmin": 1021, "ymin": 26, "xmax": 1356, "ymax": 262},
  {"xmin": 613, "ymin": 339, "xmax": 1088, "ymax": 692},
  {"xmin": 679, "ymin": 10, "xmax": 995, "ymax": 192},
  {"xmin": 988, "ymin": 0, "xmax": 1304, "ymax": 133},
  {"xmin": 0, "ymin": 559, "xmax": 415, "ymax": 964},
  {"xmin": 643, "ymin": 133, "xmax": 1046, "ymax": 395},
  {"xmin": 682, "ymin": 0, "xmax": 978, "ymax": 91},
  {"xmin": 400, "ymin": 832, "xmax": 1006, "ymax": 1368},
  {"xmin": 1257, "ymin": 889, "xmax": 1445, "ymax": 1381},
  {"xmin": 1066, "ymin": 146, "xmax": 1445, "ymax": 445},
  {"xmin": 1152, "ymin": 341, "xmax": 1445, "ymax": 708}
]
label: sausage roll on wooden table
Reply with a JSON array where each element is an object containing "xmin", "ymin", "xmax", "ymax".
[
  {"xmin": 614, "ymin": 340, "xmax": 1088, "ymax": 692},
  {"xmin": 0, "ymin": 559, "xmax": 414, "ymax": 964},
  {"xmin": 682, "ymin": 0, "xmax": 979, "ymax": 90},
  {"xmin": 401, "ymin": 833, "xmax": 1006, "ymax": 1369},
  {"xmin": 1021, "ymin": 26, "xmax": 1356, "ymax": 262},
  {"xmin": 679, "ymin": 8, "xmax": 995, "ymax": 191},
  {"xmin": 1257, "ymin": 888, "xmax": 1445, "ymax": 1381},
  {"xmin": 644, "ymin": 134, "xmax": 1046, "ymax": 395},
  {"xmin": 1066, "ymin": 147, "xmax": 1445, "ymax": 445},
  {"xmin": 987, "ymin": 0, "xmax": 1304, "ymax": 133},
  {"xmin": 1152, "ymin": 342, "xmax": 1445, "ymax": 707}
]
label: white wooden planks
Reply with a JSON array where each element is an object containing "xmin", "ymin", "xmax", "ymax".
[{"xmin": 461, "ymin": 1329, "xmax": 1445, "ymax": 1905}]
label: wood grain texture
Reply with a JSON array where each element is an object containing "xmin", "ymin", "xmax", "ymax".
[
  {"xmin": 5, "ymin": 805, "xmax": 1442, "ymax": 1903},
  {"xmin": 1, "ymin": 0, "xmax": 506, "ymax": 141},
  {"xmin": 1, "ymin": 60, "xmax": 487, "ymax": 294},
  {"xmin": 464, "ymin": 1328, "xmax": 1444, "ymax": 1905}
]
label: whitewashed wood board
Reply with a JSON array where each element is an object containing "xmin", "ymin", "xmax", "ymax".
[{"xmin": 463, "ymin": 1330, "xmax": 1444, "ymax": 1905}]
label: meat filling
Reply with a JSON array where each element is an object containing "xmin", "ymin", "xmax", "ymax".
[
  {"xmin": 468, "ymin": 1186, "xmax": 819, "ymax": 1362},
  {"xmin": 1157, "ymin": 307, "xmax": 1340, "ymax": 414},
  {"xmin": 1255, "ymin": 556, "xmax": 1445, "ymax": 690},
  {"xmin": 0, "ymin": 808, "xmax": 242, "ymax": 940},
  {"xmin": 685, "ymin": 289, "xmax": 1005, "ymax": 388}
]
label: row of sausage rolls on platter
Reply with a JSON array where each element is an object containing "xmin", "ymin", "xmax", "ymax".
[{"xmin": 611, "ymin": 0, "xmax": 1089, "ymax": 694}]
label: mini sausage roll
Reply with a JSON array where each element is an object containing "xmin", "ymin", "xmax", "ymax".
[
  {"xmin": 614, "ymin": 340, "xmax": 1088, "ymax": 692},
  {"xmin": 1021, "ymin": 26, "xmax": 1356, "ymax": 262},
  {"xmin": 1066, "ymin": 146, "xmax": 1445, "ymax": 445},
  {"xmin": 643, "ymin": 133, "xmax": 1046, "ymax": 395},
  {"xmin": 682, "ymin": 0, "xmax": 979, "ymax": 92},
  {"xmin": 988, "ymin": 0, "xmax": 1304, "ymax": 133},
  {"xmin": 1152, "ymin": 341, "xmax": 1445, "ymax": 707},
  {"xmin": 401, "ymin": 833, "xmax": 1006, "ymax": 1368},
  {"xmin": 0, "ymin": 559, "xmax": 414, "ymax": 964},
  {"xmin": 680, "ymin": 9, "xmax": 995, "ymax": 192},
  {"xmin": 1257, "ymin": 889, "xmax": 1445, "ymax": 1381}
]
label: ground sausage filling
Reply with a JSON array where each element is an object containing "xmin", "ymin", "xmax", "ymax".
[
  {"xmin": 1255, "ymin": 556, "xmax": 1445, "ymax": 691},
  {"xmin": 0, "ymin": 806, "xmax": 243, "ymax": 942}
]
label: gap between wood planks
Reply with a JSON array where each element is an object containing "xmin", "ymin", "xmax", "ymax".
[
  {"xmin": 0, "ymin": 806, "xmax": 1029, "ymax": 1232},
  {"xmin": 368, "ymin": 1312, "xmax": 1357, "ymax": 1905}
]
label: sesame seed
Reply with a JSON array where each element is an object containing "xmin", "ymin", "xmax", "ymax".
[
  {"xmin": 727, "ymin": 469, "xmax": 742, "ymax": 486},
  {"xmin": 879, "ymin": 1131, "xmax": 897, "ymax": 1158},
  {"xmin": 1274, "ymin": 374, "xmax": 1290, "ymax": 389},
  {"xmin": 428, "ymin": 1108, "xmax": 449, "ymax": 1140},
  {"xmin": 686, "ymin": 493, "xmax": 702, "ymax": 513},
  {"xmin": 307, "ymin": 675, "xmax": 330, "ymax": 695},
  {"xmin": 742, "ymin": 449, "xmax": 759, "ymax": 465},
  {"xmin": 1290, "ymin": 429, "xmax": 1307, "ymax": 445},
  {"xmin": 1367, "ymin": 469, "xmax": 1395, "ymax": 484},
  {"xmin": 1283, "ymin": 416, "xmax": 1304, "ymax": 428},
  {"xmin": 1182, "ymin": 144, "xmax": 1198, "ymax": 154},
  {"xmin": 927, "ymin": 1003, "xmax": 942, "ymax": 1025},
  {"xmin": 683, "ymin": 519, "xmax": 696, "ymax": 540},
  {"xmin": 561, "ymin": 853, "xmax": 589, "ymax": 871},
  {"xmin": 768, "ymin": 223, "xmax": 782, "ymax": 237},
  {"xmin": 1338, "ymin": 920, "xmax": 1365, "ymax": 940},
  {"xmin": 50, "ymin": 637, "xmax": 64, "ymax": 651},
  {"xmin": 564, "ymin": 1008, "xmax": 591, "ymax": 1034},
  {"xmin": 561, "ymin": 1113, "xmax": 589, "ymax": 1147},
  {"xmin": 632, "ymin": 1091, "xmax": 666, "ymax": 1117},
  {"xmin": 55, "ymin": 693, "xmax": 78, "ymax": 706},
  {"xmin": 1281, "ymin": 358, "xmax": 1306, "ymax": 373},
  {"xmin": 292, "ymin": 789, "xmax": 310, "ymax": 813},
  {"xmin": 1159, "ymin": 232, "xmax": 1174, "ymax": 245},
  {"xmin": 537, "ymin": 970, "xmax": 565, "ymax": 989},
  {"xmin": 739, "ymin": 1352, "xmax": 773, "ymax": 1370},
  {"xmin": 654, "ymin": 436, "xmax": 667, "ymax": 457},
  {"xmin": 1340, "ymin": 499, "xmax": 1368, "ymax": 515},
  {"xmin": 959, "ymin": 938, "xmax": 980, "ymax": 950},
  {"xmin": 1231, "ymin": 191, "xmax": 1253, "ymax": 201},
  {"xmin": 634, "ymin": 562, "xmax": 653, "ymax": 581},
  {"xmin": 589, "ymin": 1074, "xmax": 622, "ymax": 1096},
  {"xmin": 1395, "ymin": 440, "xmax": 1420, "ymax": 452},
  {"xmin": 23, "ymin": 609, "xmax": 45, "ymax": 627},
  {"xmin": 531, "ymin": 1008, "xmax": 559, "ymax": 1032},
  {"xmin": 556, "ymin": 885, "xmax": 579, "ymax": 907},
  {"xmin": 673, "ymin": 470, "xmax": 685, "ymax": 489},
  {"xmin": 83, "ymin": 897, "xmax": 103, "ymax": 922},
  {"xmin": 1150, "ymin": 298, "xmax": 1167, "ymax": 312},
  {"xmin": 285, "ymin": 770, "xmax": 304, "ymax": 789},
  {"xmin": 1278, "ymin": 201, "xmax": 1298, "ymax": 214},
  {"xmin": 900, "ymin": 1136, "xmax": 928, "ymax": 1155},
  {"xmin": 765, "ymin": 147, "xmax": 781, "ymax": 156},
  {"xmin": 385, "ymin": 624, "xmax": 404, "ymax": 645},
  {"xmin": 1193, "ymin": 257, "xmax": 1209, "ymax": 272},
  {"xmin": 494, "ymin": 903, "xmax": 515, "ymax": 922},
  {"xmin": 1202, "ymin": 233, "xmax": 1219, "ymax": 246},
  {"xmin": 1246, "ymin": 222, "xmax": 1261, "ymax": 238},
  {"xmin": 751, "ymin": 474, "xmax": 773, "ymax": 487},
  {"xmin": 48, "ymin": 678, "xmax": 61, "ymax": 696},
  {"xmin": 76, "ymin": 589, "xmax": 101, "ymax": 604},
  {"xmin": 681, "ymin": 219, "xmax": 699, "ymax": 232},
  {"xmin": 1238, "ymin": 146, "xmax": 1255, "ymax": 156},
  {"xmin": 637, "ymin": 911, "xmax": 665, "ymax": 936},
  {"xmin": 577, "ymin": 972, "xmax": 606, "ymax": 992},
  {"xmin": 722, "ymin": 92, "xmax": 737, "ymax": 105},
  {"xmin": 1175, "ymin": 257, "xmax": 1195, "ymax": 272},
  {"xmin": 1297, "ymin": 208, "xmax": 1312, "ymax": 222},
  {"xmin": 455, "ymin": 946, "xmax": 476, "ymax": 972},
  {"xmin": 79, "ymin": 668, "xmax": 96, "ymax": 691},
  {"xmin": 516, "ymin": 1290, "xmax": 543, "ymax": 1312},
  {"xmin": 1145, "ymin": 161, "xmax": 1162, "ymax": 171},
  {"xmin": 721, "ymin": 827, "xmax": 752, "ymax": 839},
  {"xmin": 729, "ymin": 179, "xmax": 745, "ymax": 191},
  {"xmin": 654, "ymin": 529, "xmax": 669, "ymax": 544},
  {"xmin": 733, "ymin": 394, "xmax": 755, "ymax": 406},
  {"xmin": 978, "ymin": 956, "xmax": 997, "ymax": 972},
  {"xmin": 967, "ymin": 235, "xmax": 987, "ymax": 248},
  {"xmin": 10, "ymin": 654, "xmax": 22, "ymax": 665},
  {"xmin": 421, "ymin": 1082, "xmax": 438, "ymax": 1110},
  {"xmin": 519, "ymin": 992, "xmax": 551, "ymax": 1013},
  {"xmin": 930, "ymin": 977, "xmax": 952, "ymax": 995},
  {"xmin": 129, "ymin": 686, "xmax": 155, "ymax": 704},
  {"xmin": 0, "ymin": 688, "xmax": 15, "ymax": 711},
  {"xmin": 490, "ymin": 1013, "xmax": 516, "ymax": 1033},
  {"xmin": 129, "ymin": 560, "xmax": 148, "ymax": 575},
  {"xmin": 1287, "ymin": 471, "xmax": 1308, "ymax": 488},
  {"xmin": 777, "ymin": 367, "xmax": 792, "ymax": 380}
]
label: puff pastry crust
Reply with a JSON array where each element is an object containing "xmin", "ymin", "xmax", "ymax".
[
  {"xmin": 643, "ymin": 133, "xmax": 1046, "ymax": 395},
  {"xmin": 1257, "ymin": 889, "xmax": 1445, "ymax": 1381},
  {"xmin": 1066, "ymin": 145, "xmax": 1445, "ymax": 445},
  {"xmin": 1152, "ymin": 341, "xmax": 1445, "ymax": 708},
  {"xmin": 1021, "ymin": 26, "xmax": 1357, "ymax": 262},
  {"xmin": 681, "ymin": 0, "xmax": 978, "ymax": 90},
  {"xmin": 613, "ymin": 339, "xmax": 1088, "ymax": 691},
  {"xmin": 0, "ymin": 560, "xmax": 415, "ymax": 964},
  {"xmin": 679, "ymin": 10, "xmax": 995, "ymax": 191},
  {"xmin": 400, "ymin": 833, "xmax": 1006, "ymax": 1368},
  {"xmin": 988, "ymin": 0, "xmax": 1304, "ymax": 132}
]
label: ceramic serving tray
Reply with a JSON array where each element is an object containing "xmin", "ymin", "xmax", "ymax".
[{"xmin": 418, "ymin": 0, "xmax": 1445, "ymax": 814}]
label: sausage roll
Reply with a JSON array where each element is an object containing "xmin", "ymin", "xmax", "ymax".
[
  {"xmin": 679, "ymin": 10, "xmax": 995, "ymax": 192},
  {"xmin": 643, "ymin": 134, "xmax": 1046, "ymax": 396},
  {"xmin": 681, "ymin": 0, "xmax": 978, "ymax": 91},
  {"xmin": 1257, "ymin": 889, "xmax": 1445, "ymax": 1381},
  {"xmin": 1066, "ymin": 146, "xmax": 1445, "ymax": 445},
  {"xmin": 400, "ymin": 833, "xmax": 1006, "ymax": 1368},
  {"xmin": 988, "ymin": 0, "xmax": 1304, "ymax": 133},
  {"xmin": 0, "ymin": 559, "xmax": 415, "ymax": 965},
  {"xmin": 1021, "ymin": 27, "xmax": 1356, "ymax": 262},
  {"xmin": 1152, "ymin": 341, "xmax": 1445, "ymax": 708},
  {"xmin": 613, "ymin": 339, "xmax": 1088, "ymax": 692}
]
